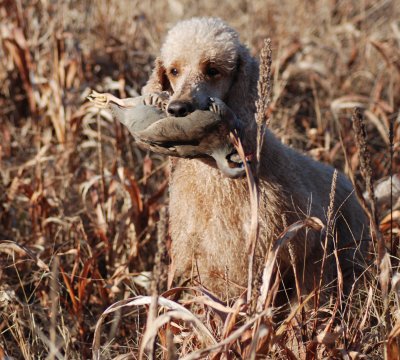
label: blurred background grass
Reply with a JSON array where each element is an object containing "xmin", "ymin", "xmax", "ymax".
[{"xmin": 0, "ymin": 0, "xmax": 399, "ymax": 358}]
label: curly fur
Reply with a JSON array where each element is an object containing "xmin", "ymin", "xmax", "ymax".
[{"xmin": 142, "ymin": 17, "xmax": 368, "ymax": 301}]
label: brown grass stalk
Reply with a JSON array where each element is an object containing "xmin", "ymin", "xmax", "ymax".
[
  {"xmin": 49, "ymin": 256, "xmax": 60, "ymax": 360},
  {"xmin": 389, "ymin": 116, "xmax": 395, "ymax": 255},
  {"xmin": 140, "ymin": 206, "xmax": 168, "ymax": 359},
  {"xmin": 235, "ymin": 38, "xmax": 272, "ymax": 313},
  {"xmin": 351, "ymin": 108, "xmax": 392, "ymax": 351},
  {"xmin": 316, "ymin": 169, "xmax": 338, "ymax": 310},
  {"xmin": 96, "ymin": 112, "xmax": 107, "ymax": 204},
  {"xmin": 351, "ymin": 109, "xmax": 390, "ymax": 296},
  {"xmin": 230, "ymin": 133, "xmax": 259, "ymax": 309},
  {"xmin": 255, "ymin": 38, "xmax": 272, "ymax": 177}
]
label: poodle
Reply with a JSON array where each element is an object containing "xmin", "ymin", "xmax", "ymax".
[{"xmin": 142, "ymin": 17, "xmax": 368, "ymax": 303}]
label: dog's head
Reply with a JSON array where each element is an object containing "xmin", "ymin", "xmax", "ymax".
[{"xmin": 142, "ymin": 17, "xmax": 258, "ymax": 118}]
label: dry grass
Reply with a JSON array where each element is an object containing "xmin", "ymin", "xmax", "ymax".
[{"xmin": 0, "ymin": 0, "xmax": 399, "ymax": 359}]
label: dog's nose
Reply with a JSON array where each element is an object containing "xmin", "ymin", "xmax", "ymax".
[{"xmin": 167, "ymin": 101, "xmax": 194, "ymax": 117}]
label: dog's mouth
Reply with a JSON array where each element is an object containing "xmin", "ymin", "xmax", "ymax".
[
  {"xmin": 226, "ymin": 150, "xmax": 244, "ymax": 168},
  {"xmin": 226, "ymin": 150, "xmax": 253, "ymax": 169},
  {"xmin": 207, "ymin": 148, "xmax": 253, "ymax": 179}
]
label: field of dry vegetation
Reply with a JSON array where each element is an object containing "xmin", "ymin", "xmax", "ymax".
[{"xmin": 1, "ymin": 0, "xmax": 400, "ymax": 359}]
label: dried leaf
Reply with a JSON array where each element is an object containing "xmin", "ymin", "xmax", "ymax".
[
  {"xmin": 379, "ymin": 252, "xmax": 392, "ymax": 299},
  {"xmin": 92, "ymin": 296, "xmax": 217, "ymax": 360},
  {"xmin": 0, "ymin": 240, "xmax": 49, "ymax": 271}
]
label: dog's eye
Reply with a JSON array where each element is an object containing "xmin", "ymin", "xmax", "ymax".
[
  {"xmin": 206, "ymin": 67, "xmax": 220, "ymax": 77},
  {"xmin": 170, "ymin": 68, "xmax": 179, "ymax": 76}
]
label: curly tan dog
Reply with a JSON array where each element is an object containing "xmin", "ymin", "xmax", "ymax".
[{"xmin": 143, "ymin": 17, "xmax": 368, "ymax": 302}]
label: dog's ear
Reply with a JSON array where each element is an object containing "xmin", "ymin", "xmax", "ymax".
[
  {"xmin": 225, "ymin": 45, "xmax": 259, "ymax": 122},
  {"xmin": 142, "ymin": 57, "xmax": 171, "ymax": 94}
]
